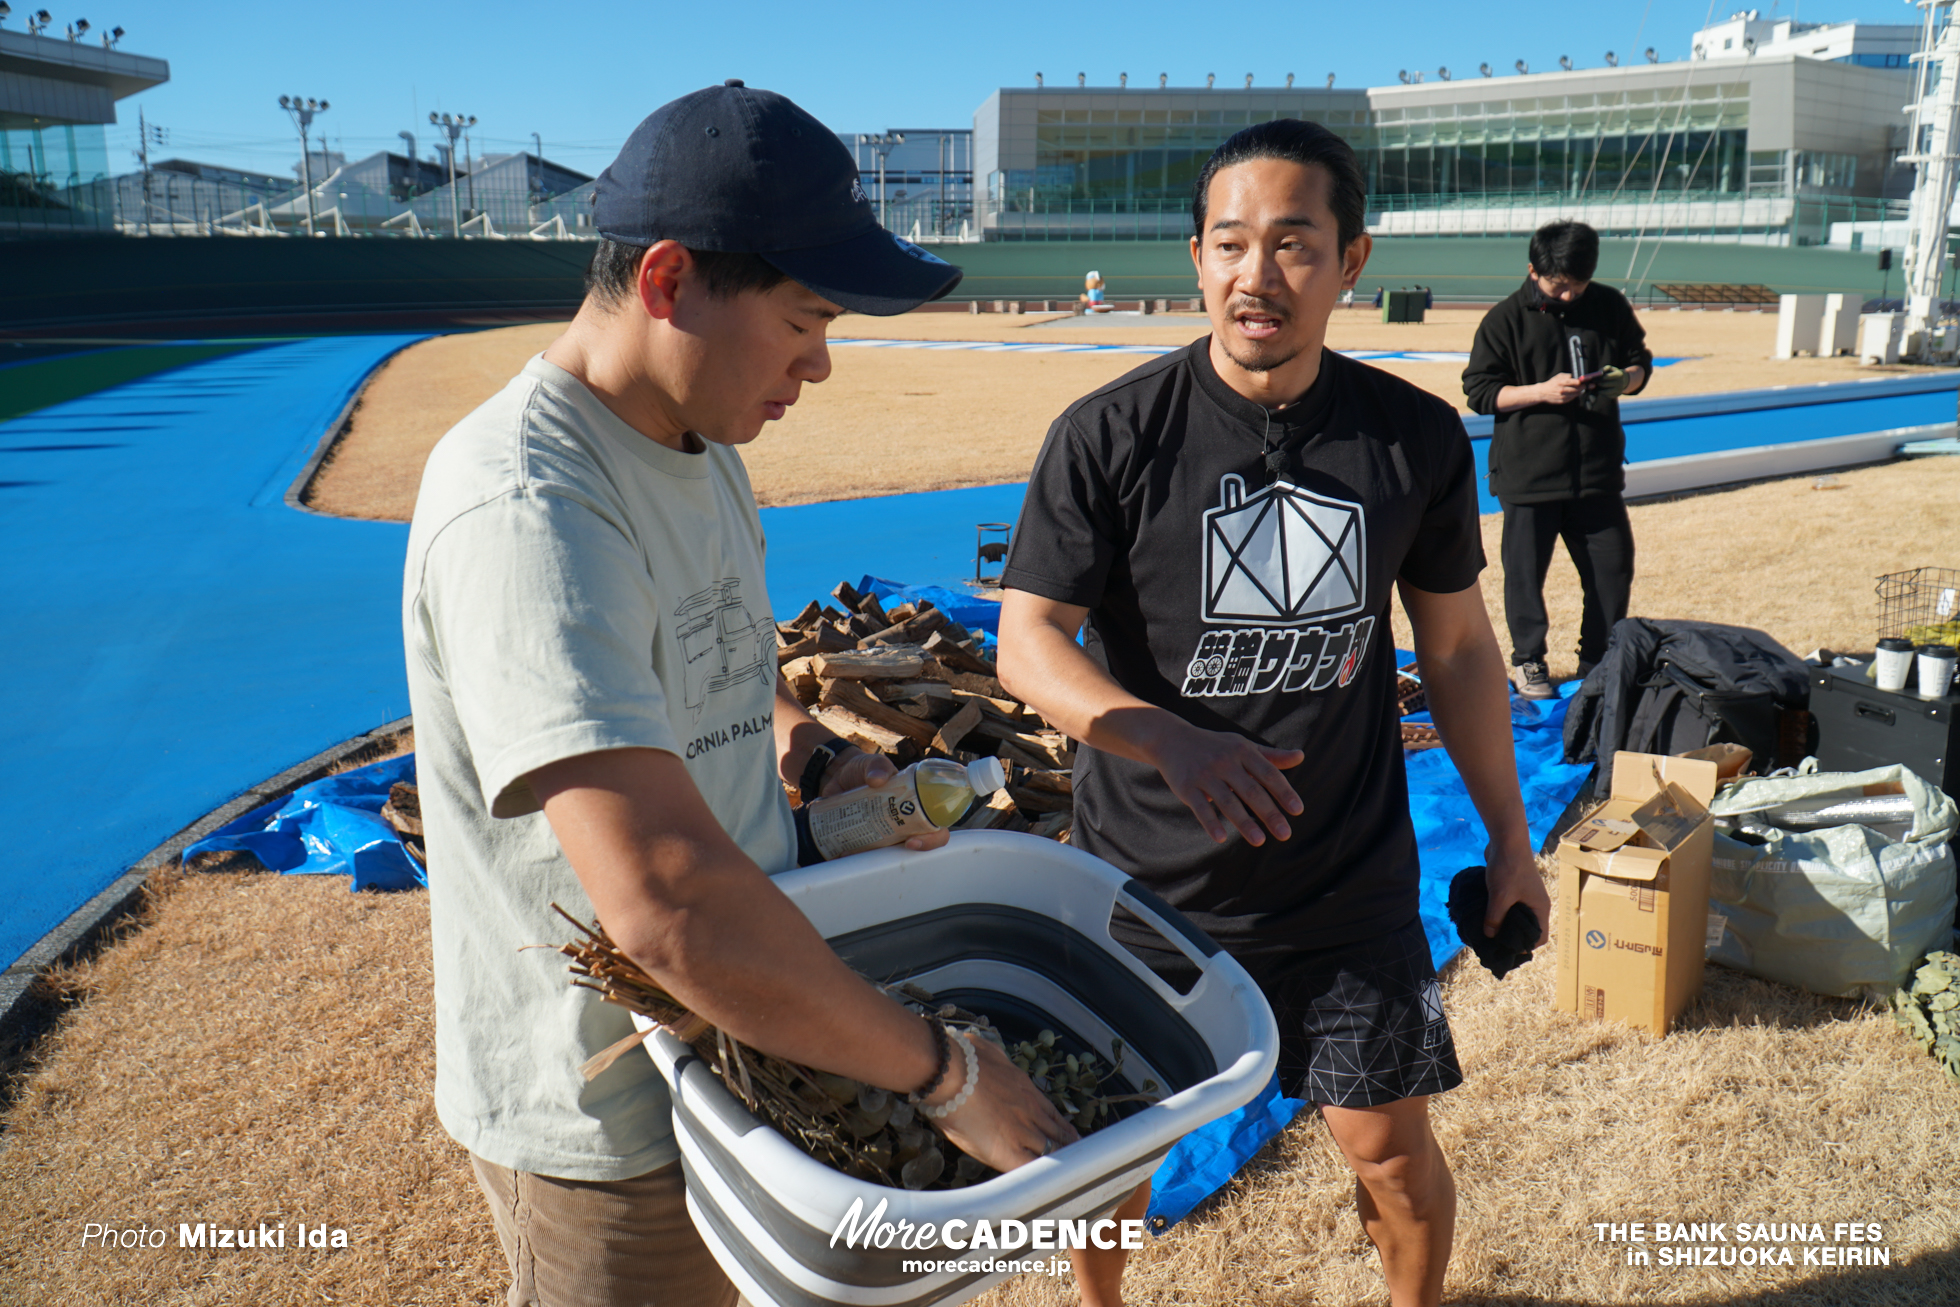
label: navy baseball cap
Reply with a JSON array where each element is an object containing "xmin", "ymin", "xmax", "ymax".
[{"xmin": 593, "ymin": 80, "xmax": 962, "ymax": 316}]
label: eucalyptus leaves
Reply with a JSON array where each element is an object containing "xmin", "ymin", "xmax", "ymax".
[{"xmin": 1892, "ymin": 951, "xmax": 1960, "ymax": 1085}]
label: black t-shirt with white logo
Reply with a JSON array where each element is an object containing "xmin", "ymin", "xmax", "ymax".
[{"xmin": 1003, "ymin": 339, "xmax": 1485, "ymax": 958}]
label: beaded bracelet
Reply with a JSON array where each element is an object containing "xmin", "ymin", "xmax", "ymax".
[
  {"xmin": 919, "ymin": 1032, "xmax": 979, "ymax": 1121},
  {"xmin": 906, "ymin": 1015, "xmax": 953, "ymax": 1106}
]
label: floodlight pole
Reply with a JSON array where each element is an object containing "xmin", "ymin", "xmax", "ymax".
[
  {"xmin": 429, "ymin": 112, "xmax": 475, "ymax": 237},
  {"xmin": 280, "ymin": 95, "xmax": 329, "ymax": 236},
  {"xmin": 858, "ymin": 131, "xmax": 904, "ymax": 225}
]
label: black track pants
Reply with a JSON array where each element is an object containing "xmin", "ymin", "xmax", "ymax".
[{"xmin": 1499, "ymin": 495, "xmax": 1635, "ymax": 668}]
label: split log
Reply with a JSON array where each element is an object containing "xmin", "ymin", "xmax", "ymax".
[
  {"xmin": 1401, "ymin": 723, "xmax": 1443, "ymax": 750},
  {"xmin": 820, "ymin": 679, "xmax": 941, "ymax": 746},
  {"xmin": 814, "ymin": 646, "xmax": 927, "ymax": 681},
  {"xmin": 777, "ymin": 633, "xmax": 820, "ymax": 666},
  {"xmin": 951, "ymin": 688, "xmax": 1025, "ymax": 723},
  {"xmin": 813, "ymin": 623, "xmax": 857, "ymax": 654},
  {"xmin": 782, "ymin": 657, "xmax": 822, "ymax": 706},
  {"xmin": 832, "ymin": 580, "xmax": 864, "ymax": 610},
  {"xmin": 876, "ymin": 680, "xmax": 955, "ymax": 707},
  {"xmin": 788, "ymin": 599, "xmax": 824, "ymax": 630},
  {"xmin": 1014, "ymin": 768, "xmax": 1072, "ymax": 796},
  {"xmin": 918, "ymin": 664, "xmax": 1013, "ymax": 700},
  {"xmin": 807, "ymin": 705, "xmax": 908, "ymax": 756},
  {"xmin": 959, "ymin": 789, "xmax": 1029, "ymax": 833},
  {"xmin": 967, "ymin": 719, "xmax": 1072, "ymax": 768},
  {"xmin": 931, "ymin": 702, "xmax": 984, "ymax": 754},
  {"xmin": 855, "ymin": 592, "xmax": 892, "ymax": 629},
  {"xmin": 862, "ymin": 606, "xmax": 950, "ymax": 648},
  {"xmin": 923, "ymin": 630, "xmax": 996, "ymax": 676},
  {"xmin": 885, "ymin": 601, "xmax": 919, "ymax": 624},
  {"xmin": 1027, "ymin": 811, "xmax": 1072, "ymax": 841},
  {"xmin": 1008, "ymin": 785, "xmax": 1072, "ymax": 816}
]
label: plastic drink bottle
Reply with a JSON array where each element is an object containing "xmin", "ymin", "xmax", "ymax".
[{"xmin": 802, "ymin": 757, "xmax": 1008, "ymax": 860}]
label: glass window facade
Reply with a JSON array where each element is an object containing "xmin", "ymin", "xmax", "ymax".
[
  {"xmin": 1, "ymin": 124, "xmax": 113, "ymax": 234},
  {"xmin": 1000, "ymin": 83, "xmax": 1756, "ymax": 209}
]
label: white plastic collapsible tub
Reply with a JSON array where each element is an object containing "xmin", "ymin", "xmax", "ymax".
[{"xmin": 636, "ymin": 830, "xmax": 1279, "ymax": 1307}]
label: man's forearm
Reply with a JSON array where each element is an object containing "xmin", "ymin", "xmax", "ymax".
[
  {"xmin": 538, "ymin": 751, "xmax": 936, "ymax": 1094},
  {"xmin": 996, "ymin": 613, "xmax": 1181, "ymax": 767},
  {"xmin": 1492, "ymin": 382, "xmax": 1539, "ymax": 413}
]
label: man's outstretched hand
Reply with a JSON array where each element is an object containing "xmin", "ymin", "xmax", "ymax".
[{"xmin": 1144, "ymin": 719, "xmax": 1304, "ymax": 846}]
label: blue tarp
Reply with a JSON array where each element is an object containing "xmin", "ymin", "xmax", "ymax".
[
  {"xmin": 182, "ymin": 753, "xmax": 423, "ymax": 892},
  {"xmin": 857, "ymin": 575, "xmax": 1002, "ymax": 642}
]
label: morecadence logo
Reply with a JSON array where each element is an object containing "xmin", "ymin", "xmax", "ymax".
[{"xmin": 831, "ymin": 1197, "xmax": 1146, "ymax": 1258}]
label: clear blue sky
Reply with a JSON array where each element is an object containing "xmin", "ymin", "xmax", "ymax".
[{"xmin": 84, "ymin": 0, "xmax": 1922, "ymax": 180}]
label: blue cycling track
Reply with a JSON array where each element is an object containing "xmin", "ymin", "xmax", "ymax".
[{"xmin": 2, "ymin": 337, "xmax": 1955, "ymax": 974}]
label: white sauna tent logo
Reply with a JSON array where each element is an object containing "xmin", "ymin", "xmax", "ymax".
[{"xmin": 1201, "ymin": 473, "xmax": 1366, "ymax": 625}]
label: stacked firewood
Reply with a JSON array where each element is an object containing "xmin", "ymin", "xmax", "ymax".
[
  {"xmin": 1397, "ymin": 663, "xmax": 1442, "ymax": 750},
  {"xmin": 780, "ymin": 581, "xmax": 1075, "ymax": 841}
]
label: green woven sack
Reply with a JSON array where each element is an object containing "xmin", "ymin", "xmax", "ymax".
[{"xmin": 1707, "ymin": 765, "xmax": 1957, "ymax": 1000}]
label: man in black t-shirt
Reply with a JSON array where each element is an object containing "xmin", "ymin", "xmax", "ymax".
[{"xmin": 998, "ymin": 121, "xmax": 1546, "ymax": 1307}]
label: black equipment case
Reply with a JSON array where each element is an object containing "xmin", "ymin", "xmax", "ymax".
[{"xmin": 1810, "ymin": 666, "xmax": 1959, "ymax": 799}]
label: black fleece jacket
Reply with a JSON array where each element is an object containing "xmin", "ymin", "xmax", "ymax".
[{"xmin": 1462, "ymin": 279, "xmax": 1654, "ymax": 504}]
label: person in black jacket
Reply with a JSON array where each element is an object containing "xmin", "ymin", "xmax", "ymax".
[{"xmin": 1462, "ymin": 220, "xmax": 1654, "ymax": 699}]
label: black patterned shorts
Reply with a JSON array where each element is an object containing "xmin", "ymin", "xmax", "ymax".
[
  {"xmin": 1255, "ymin": 916, "xmax": 1463, "ymax": 1107},
  {"xmin": 1134, "ymin": 915, "xmax": 1462, "ymax": 1108}
]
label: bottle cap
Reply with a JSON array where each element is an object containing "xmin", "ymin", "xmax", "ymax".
[{"xmin": 966, "ymin": 757, "xmax": 1007, "ymax": 795}]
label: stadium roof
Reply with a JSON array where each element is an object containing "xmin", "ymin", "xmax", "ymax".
[{"xmin": 0, "ymin": 27, "xmax": 168, "ymax": 131}]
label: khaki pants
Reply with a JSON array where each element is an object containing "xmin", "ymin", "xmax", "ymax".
[{"xmin": 471, "ymin": 1155, "xmax": 740, "ymax": 1307}]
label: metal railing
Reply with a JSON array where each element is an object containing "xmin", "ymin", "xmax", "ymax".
[
  {"xmin": 973, "ymin": 189, "xmax": 1912, "ymax": 244},
  {"xmin": 2, "ymin": 167, "xmax": 601, "ymax": 239}
]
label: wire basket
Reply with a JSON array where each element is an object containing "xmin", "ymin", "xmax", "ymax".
[{"xmin": 1877, "ymin": 567, "xmax": 1960, "ymax": 651}]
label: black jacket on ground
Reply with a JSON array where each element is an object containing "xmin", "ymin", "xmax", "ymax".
[
  {"xmin": 1562, "ymin": 617, "xmax": 1812, "ymax": 767},
  {"xmin": 1462, "ymin": 279, "xmax": 1655, "ymax": 504}
]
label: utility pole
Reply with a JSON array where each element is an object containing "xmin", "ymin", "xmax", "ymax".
[
  {"xmin": 279, "ymin": 95, "xmax": 330, "ymax": 235},
  {"xmin": 464, "ymin": 122, "xmax": 477, "ymax": 218},
  {"xmin": 137, "ymin": 104, "xmax": 151, "ymax": 236}
]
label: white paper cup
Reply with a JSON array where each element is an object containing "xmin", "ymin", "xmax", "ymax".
[
  {"xmin": 1874, "ymin": 638, "xmax": 1915, "ymax": 692},
  {"xmin": 1918, "ymin": 645, "xmax": 1957, "ymax": 698}
]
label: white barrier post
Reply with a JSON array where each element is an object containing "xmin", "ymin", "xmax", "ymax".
[
  {"xmin": 1774, "ymin": 294, "xmax": 1826, "ymax": 358},
  {"xmin": 1819, "ymin": 294, "xmax": 1865, "ymax": 356},
  {"xmin": 1858, "ymin": 312, "xmax": 1902, "ymax": 365}
]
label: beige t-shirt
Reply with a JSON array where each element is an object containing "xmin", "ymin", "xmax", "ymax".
[{"xmin": 403, "ymin": 355, "xmax": 795, "ymax": 1181}]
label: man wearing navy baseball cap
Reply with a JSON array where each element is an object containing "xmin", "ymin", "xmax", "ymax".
[{"xmin": 404, "ymin": 82, "xmax": 1065, "ymax": 1307}]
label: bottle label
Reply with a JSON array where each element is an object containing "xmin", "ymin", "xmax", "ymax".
[{"xmin": 806, "ymin": 774, "xmax": 942, "ymax": 859}]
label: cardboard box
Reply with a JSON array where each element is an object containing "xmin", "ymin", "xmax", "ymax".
[{"xmin": 1555, "ymin": 752, "xmax": 1719, "ymax": 1034}]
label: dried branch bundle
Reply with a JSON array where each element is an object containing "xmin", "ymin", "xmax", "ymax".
[{"xmin": 553, "ymin": 905, "xmax": 1151, "ymax": 1190}]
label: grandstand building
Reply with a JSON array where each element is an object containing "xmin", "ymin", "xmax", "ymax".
[
  {"xmin": 1, "ymin": 23, "xmax": 167, "ymax": 235},
  {"xmin": 971, "ymin": 12, "xmax": 1922, "ymax": 244}
]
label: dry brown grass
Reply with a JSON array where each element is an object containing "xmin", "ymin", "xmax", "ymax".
[
  {"xmin": 975, "ymin": 903, "xmax": 1960, "ymax": 1307},
  {"xmin": 304, "ymin": 306, "xmax": 1930, "ymax": 519},
  {"xmin": 0, "ymin": 868, "xmax": 501, "ymax": 1307},
  {"xmin": 6, "ymin": 855, "xmax": 1954, "ymax": 1306}
]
